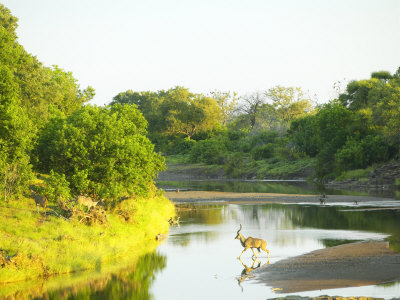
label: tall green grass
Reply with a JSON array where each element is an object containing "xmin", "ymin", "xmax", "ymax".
[{"xmin": 0, "ymin": 193, "xmax": 175, "ymax": 284}]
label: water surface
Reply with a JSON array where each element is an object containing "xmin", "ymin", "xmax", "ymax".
[{"xmin": 150, "ymin": 203, "xmax": 400, "ymax": 299}]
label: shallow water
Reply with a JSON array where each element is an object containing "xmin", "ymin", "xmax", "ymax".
[
  {"xmin": 150, "ymin": 203, "xmax": 400, "ymax": 299},
  {"xmin": 5, "ymin": 194, "xmax": 400, "ymax": 299}
]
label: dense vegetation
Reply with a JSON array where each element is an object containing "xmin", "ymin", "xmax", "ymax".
[{"xmin": 111, "ymin": 70, "xmax": 400, "ymax": 181}]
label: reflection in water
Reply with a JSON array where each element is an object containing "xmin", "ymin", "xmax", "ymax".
[
  {"xmin": 17, "ymin": 252, "xmax": 166, "ymax": 300},
  {"xmin": 237, "ymin": 258, "xmax": 269, "ymax": 292}
]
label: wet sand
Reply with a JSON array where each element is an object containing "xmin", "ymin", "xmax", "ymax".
[
  {"xmin": 254, "ymin": 241, "xmax": 400, "ymax": 293},
  {"xmin": 165, "ymin": 191, "xmax": 400, "ymax": 293}
]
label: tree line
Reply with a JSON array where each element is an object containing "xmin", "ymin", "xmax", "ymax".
[{"xmin": 111, "ymin": 69, "xmax": 400, "ymax": 181}]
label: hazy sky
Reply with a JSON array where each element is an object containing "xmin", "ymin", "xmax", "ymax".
[{"xmin": 2, "ymin": 0, "xmax": 400, "ymax": 106}]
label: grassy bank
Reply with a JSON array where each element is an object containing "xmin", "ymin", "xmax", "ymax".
[
  {"xmin": 0, "ymin": 193, "xmax": 175, "ymax": 285},
  {"xmin": 162, "ymin": 154, "xmax": 315, "ymax": 180}
]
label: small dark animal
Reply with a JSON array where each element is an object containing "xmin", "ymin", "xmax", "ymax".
[
  {"xmin": 31, "ymin": 190, "xmax": 48, "ymax": 215},
  {"xmin": 169, "ymin": 216, "xmax": 180, "ymax": 226},
  {"xmin": 319, "ymin": 193, "xmax": 327, "ymax": 205}
]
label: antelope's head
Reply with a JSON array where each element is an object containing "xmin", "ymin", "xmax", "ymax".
[{"xmin": 235, "ymin": 224, "xmax": 243, "ymax": 240}]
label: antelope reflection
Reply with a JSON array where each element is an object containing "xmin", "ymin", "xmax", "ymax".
[{"xmin": 237, "ymin": 258, "xmax": 269, "ymax": 292}]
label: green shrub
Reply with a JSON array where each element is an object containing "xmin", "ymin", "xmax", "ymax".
[
  {"xmin": 37, "ymin": 104, "xmax": 165, "ymax": 201},
  {"xmin": 251, "ymin": 143, "xmax": 275, "ymax": 160},
  {"xmin": 335, "ymin": 135, "xmax": 390, "ymax": 173},
  {"xmin": 43, "ymin": 170, "xmax": 71, "ymax": 203},
  {"xmin": 224, "ymin": 153, "xmax": 246, "ymax": 178},
  {"xmin": 188, "ymin": 138, "xmax": 228, "ymax": 165}
]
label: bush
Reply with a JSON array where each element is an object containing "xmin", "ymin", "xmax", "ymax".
[
  {"xmin": 37, "ymin": 104, "xmax": 165, "ymax": 201},
  {"xmin": 248, "ymin": 130, "xmax": 279, "ymax": 148},
  {"xmin": 188, "ymin": 138, "xmax": 228, "ymax": 165},
  {"xmin": 43, "ymin": 170, "xmax": 71, "ymax": 203},
  {"xmin": 335, "ymin": 135, "xmax": 390, "ymax": 173},
  {"xmin": 251, "ymin": 143, "xmax": 275, "ymax": 160},
  {"xmin": 224, "ymin": 153, "xmax": 246, "ymax": 178}
]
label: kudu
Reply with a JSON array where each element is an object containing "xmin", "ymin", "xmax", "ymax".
[
  {"xmin": 77, "ymin": 195, "xmax": 98, "ymax": 210},
  {"xmin": 235, "ymin": 224, "xmax": 270, "ymax": 260},
  {"xmin": 31, "ymin": 190, "xmax": 48, "ymax": 215}
]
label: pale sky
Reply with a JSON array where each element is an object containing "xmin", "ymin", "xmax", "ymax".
[{"xmin": 2, "ymin": 0, "xmax": 400, "ymax": 106}]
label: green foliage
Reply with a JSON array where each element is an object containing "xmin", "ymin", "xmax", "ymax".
[
  {"xmin": 188, "ymin": 138, "xmax": 228, "ymax": 165},
  {"xmin": 0, "ymin": 65, "xmax": 33, "ymax": 200},
  {"xmin": 0, "ymin": 4, "xmax": 93, "ymax": 131},
  {"xmin": 371, "ymin": 71, "xmax": 392, "ymax": 81},
  {"xmin": 336, "ymin": 167, "xmax": 374, "ymax": 181},
  {"xmin": 43, "ymin": 170, "xmax": 71, "ymax": 203},
  {"xmin": 287, "ymin": 115, "xmax": 318, "ymax": 157},
  {"xmin": 70, "ymin": 169, "xmax": 90, "ymax": 195},
  {"xmin": 224, "ymin": 153, "xmax": 246, "ymax": 178},
  {"xmin": 111, "ymin": 87, "xmax": 222, "ymax": 140},
  {"xmin": 266, "ymin": 85, "xmax": 314, "ymax": 125},
  {"xmin": 37, "ymin": 104, "xmax": 165, "ymax": 201},
  {"xmin": 335, "ymin": 135, "xmax": 390, "ymax": 173},
  {"xmin": 251, "ymin": 143, "xmax": 275, "ymax": 160}
]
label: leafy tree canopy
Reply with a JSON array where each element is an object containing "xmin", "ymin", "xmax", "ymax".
[
  {"xmin": 37, "ymin": 104, "xmax": 165, "ymax": 201},
  {"xmin": 0, "ymin": 3, "xmax": 94, "ymax": 129},
  {"xmin": 111, "ymin": 86, "xmax": 222, "ymax": 140},
  {"xmin": 0, "ymin": 65, "xmax": 33, "ymax": 200}
]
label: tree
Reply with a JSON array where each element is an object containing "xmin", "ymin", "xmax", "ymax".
[
  {"xmin": 111, "ymin": 90, "xmax": 164, "ymax": 134},
  {"xmin": 265, "ymin": 86, "xmax": 313, "ymax": 125},
  {"xmin": 209, "ymin": 90, "xmax": 239, "ymax": 125},
  {"xmin": 1, "ymin": 4, "xmax": 94, "ymax": 129},
  {"xmin": 0, "ymin": 65, "xmax": 33, "ymax": 200},
  {"xmin": 37, "ymin": 104, "xmax": 165, "ymax": 201},
  {"xmin": 162, "ymin": 87, "xmax": 222, "ymax": 139},
  {"xmin": 239, "ymin": 92, "xmax": 266, "ymax": 130}
]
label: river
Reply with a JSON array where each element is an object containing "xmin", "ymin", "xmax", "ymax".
[{"xmin": 4, "ymin": 180, "xmax": 400, "ymax": 299}]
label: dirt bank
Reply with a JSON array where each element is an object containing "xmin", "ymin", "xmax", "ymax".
[{"xmin": 254, "ymin": 241, "xmax": 400, "ymax": 293}]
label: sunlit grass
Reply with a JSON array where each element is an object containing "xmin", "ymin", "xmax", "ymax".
[{"xmin": 0, "ymin": 192, "xmax": 175, "ymax": 284}]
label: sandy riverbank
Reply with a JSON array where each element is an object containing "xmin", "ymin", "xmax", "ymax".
[{"xmin": 254, "ymin": 241, "xmax": 400, "ymax": 293}]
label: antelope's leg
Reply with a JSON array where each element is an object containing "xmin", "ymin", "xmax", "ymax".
[
  {"xmin": 251, "ymin": 248, "xmax": 258, "ymax": 257},
  {"xmin": 238, "ymin": 247, "xmax": 248, "ymax": 259}
]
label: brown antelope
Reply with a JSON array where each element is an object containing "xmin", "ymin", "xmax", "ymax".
[
  {"xmin": 31, "ymin": 190, "xmax": 48, "ymax": 215},
  {"xmin": 235, "ymin": 224, "xmax": 270, "ymax": 260},
  {"xmin": 77, "ymin": 195, "xmax": 98, "ymax": 210}
]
